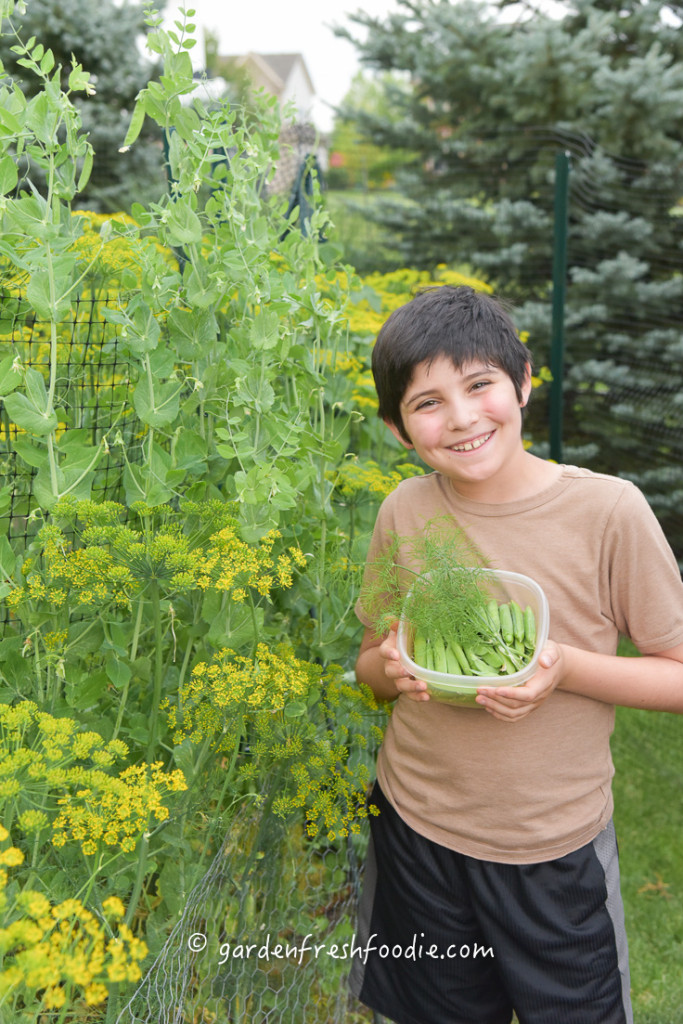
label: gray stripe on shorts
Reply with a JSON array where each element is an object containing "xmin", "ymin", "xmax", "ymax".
[
  {"xmin": 591, "ymin": 820, "xmax": 633, "ymax": 1024},
  {"xmin": 349, "ymin": 831, "xmax": 378, "ymax": 1000}
]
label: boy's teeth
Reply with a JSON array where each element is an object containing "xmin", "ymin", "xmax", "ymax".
[{"xmin": 452, "ymin": 432, "xmax": 492, "ymax": 452}]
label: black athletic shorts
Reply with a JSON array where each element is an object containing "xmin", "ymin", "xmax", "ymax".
[{"xmin": 349, "ymin": 782, "xmax": 633, "ymax": 1024}]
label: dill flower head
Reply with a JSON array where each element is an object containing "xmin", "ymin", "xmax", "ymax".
[
  {"xmin": 52, "ymin": 761, "xmax": 187, "ymax": 856},
  {"xmin": 0, "ymin": 701, "xmax": 183, "ymax": 858},
  {"xmin": 1, "ymin": 866, "xmax": 149, "ymax": 1011},
  {"xmin": 172, "ymin": 644, "xmax": 323, "ymax": 750},
  {"xmin": 331, "ymin": 458, "xmax": 423, "ymax": 500}
]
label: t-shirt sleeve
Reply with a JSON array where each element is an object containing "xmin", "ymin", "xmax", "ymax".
[{"xmin": 601, "ymin": 481, "xmax": 683, "ymax": 653}]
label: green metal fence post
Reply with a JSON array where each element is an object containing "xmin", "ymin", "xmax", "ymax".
[{"xmin": 549, "ymin": 151, "xmax": 570, "ymax": 463}]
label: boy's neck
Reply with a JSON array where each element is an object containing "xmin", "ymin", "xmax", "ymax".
[{"xmin": 447, "ymin": 452, "xmax": 563, "ymax": 504}]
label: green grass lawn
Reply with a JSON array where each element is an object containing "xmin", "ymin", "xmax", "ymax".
[{"xmin": 612, "ymin": 704, "xmax": 683, "ymax": 1023}]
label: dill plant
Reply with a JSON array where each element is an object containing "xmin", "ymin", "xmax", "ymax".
[
  {"xmin": 361, "ymin": 517, "xmax": 494, "ymax": 648},
  {"xmin": 359, "ymin": 517, "xmax": 540, "ymax": 679}
]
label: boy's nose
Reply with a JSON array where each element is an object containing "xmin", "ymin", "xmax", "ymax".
[{"xmin": 446, "ymin": 399, "xmax": 478, "ymax": 431}]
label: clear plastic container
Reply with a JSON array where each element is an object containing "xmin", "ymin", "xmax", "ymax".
[{"xmin": 396, "ymin": 569, "xmax": 550, "ymax": 708}]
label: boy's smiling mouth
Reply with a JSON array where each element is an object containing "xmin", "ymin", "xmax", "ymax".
[{"xmin": 450, "ymin": 430, "xmax": 494, "ymax": 453}]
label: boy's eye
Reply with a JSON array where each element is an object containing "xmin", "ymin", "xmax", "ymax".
[
  {"xmin": 415, "ymin": 398, "xmax": 438, "ymax": 410},
  {"xmin": 471, "ymin": 379, "xmax": 491, "ymax": 391}
]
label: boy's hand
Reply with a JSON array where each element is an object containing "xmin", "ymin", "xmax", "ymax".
[
  {"xmin": 379, "ymin": 623, "xmax": 431, "ymax": 702},
  {"xmin": 474, "ymin": 641, "xmax": 564, "ymax": 721}
]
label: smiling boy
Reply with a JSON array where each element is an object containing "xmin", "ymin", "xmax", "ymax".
[{"xmin": 350, "ymin": 286, "xmax": 683, "ymax": 1024}]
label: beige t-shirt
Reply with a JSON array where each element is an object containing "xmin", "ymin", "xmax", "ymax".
[{"xmin": 356, "ymin": 465, "xmax": 683, "ymax": 864}]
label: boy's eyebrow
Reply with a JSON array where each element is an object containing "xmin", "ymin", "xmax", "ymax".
[{"xmin": 402, "ymin": 366, "xmax": 498, "ymax": 407}]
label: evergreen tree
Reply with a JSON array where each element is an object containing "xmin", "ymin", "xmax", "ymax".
[
  {"xmin": 0, "ymin": 0, "xmax": 166, "ymax": 211},
  {"xmin": 336, "ymin": 0, "xmax": 683, "ymax": 560}
]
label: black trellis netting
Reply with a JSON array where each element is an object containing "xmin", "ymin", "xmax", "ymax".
[
  {"xmin": 0, "ymin": 290, "xmax": 140, "ymax": 543},
  {"xmin": 332, "ymin": 126, "xmax": 683, "ymax": 565}
]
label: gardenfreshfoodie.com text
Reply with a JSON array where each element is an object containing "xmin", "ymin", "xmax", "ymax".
[{"xmin": 186, "ymin": 931, "xmax": 495, "ymax": 966}]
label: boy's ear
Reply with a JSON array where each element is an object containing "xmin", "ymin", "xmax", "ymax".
[
  {"xmin": 384, "ymin": 418, "xmax": 414, "ymax": 449},
  {"xmin": 520, "ymin": 362, "xmax": 533, "ymax": 408}
]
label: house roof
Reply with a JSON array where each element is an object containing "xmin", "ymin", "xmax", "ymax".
[{"xmin": 218, "ymin": 52, "xmax": 315, "ymax": 96}]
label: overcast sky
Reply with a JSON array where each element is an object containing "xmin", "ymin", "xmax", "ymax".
[{"xmin": 163, "ymin": 0, "xmax": 403, "ymax": 131}]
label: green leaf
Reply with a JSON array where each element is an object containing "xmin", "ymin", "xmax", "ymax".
[
  {"xmin": 60, "ymin": 464, "xmax": 95, "ymax": 501},
  {"xmin": 24, "ymin": 367, "xmax": 49, "ymax": 411},
  {"xmin": 0, "ymin": 153, "xmax": 18, "ymax": 195},
  {"xmin": 126, "ymin": 717, "xmax": 150, "ymax": 745},
  {"xmin": 173, "ymin": 105, "xmax": 200, "ymax": 141},
  {"xmin": 26, "ymin": 259, "xmax": 73, "ymax": 321},
  {"xmin": 0, "ymin": 487, "xmax": 11, "ymax": 516},
  {"xmin": 133, "ymin": 378, "xmax": 181, "ymax": 428},
  {"xmin": 166, "ymin": 200, "xmax": 203, "ymax": 246},
  {"xmin": 172, "ymin": 428, "xmax": 207, "ymax": 472},
  {"xmin": 32, "ymin": 464, "xmax": 63, "ymax": 508},
  {"xmin": 0, "ymin": 535, "xmax": 16, "ymax": 579},
  {"xmin": 0, "ymin": 105, "xmax": 21, "ymax": 135},
  {"xmin": 172, "ymin": 738, "xmax": 195, "ymax": 777},
  {"xmin": 66, "ymin": 670, "xmax": 108, "ymax": 710},
  {"xmin": 3, "ymin": 391, "xmax": 58, "ymax": 435},
  {"xmin": 167, "ymin": 307, "xmax": 218, "ymax": 360},
  {"xmin": 39, "ymin": 49, "xmax": 55, "ymax": 75},
  {"xmin": 182, "ymin": 261, "xmax": 219, "ymax": 309},
  {"xmin": 148, "ymin": 346, "xmax": 175, "ymax": 378},
  {"xmin": 11, "ymin": 437, "xmax": 49, "ymax": 469},
  {"xmin": 67, "ymin": 64, "xmax": 92, "ymax": 94},
  {"xmin": 284, "ymin": 701, "xmax": 307, "ymax": 719},
  {"xmin": 123, "ymin": 462, "xmax": 173, "ymax": 507},
  {"xmin": 0, "ymin": 354, "xmax": 22, "ymax": 396},
  {"xmin": 106, "ymin": 657, "xmax": 132, "ymax": 690},
  {"xmin": 122, "ymin": 302, "xmax": 160, "ymax": 356},
  {"xmin": 250, "ymin": 309, "xmax": 280, "ymax": 350}
]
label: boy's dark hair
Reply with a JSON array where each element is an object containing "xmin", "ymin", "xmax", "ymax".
[{"xmin": 372, "ymin": 285, "xmax": 533, "ymax": 442}]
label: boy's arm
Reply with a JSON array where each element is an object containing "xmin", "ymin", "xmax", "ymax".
[
  {"xmin": 355, "ymin": 624, "xmax": 431, "ymax": 703},
  {"xmin": 476, "ymin": 641, "xmax": 683, "ymax": 720}
]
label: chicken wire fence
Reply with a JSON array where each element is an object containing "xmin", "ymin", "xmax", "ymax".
[{"xmin": 114, "ymin": 773, "xmax": 377, "ymax": 1024}]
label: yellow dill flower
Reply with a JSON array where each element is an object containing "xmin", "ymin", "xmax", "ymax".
[
  {"xmin": 84, "ymin": 982, "xmax": 109, "ymax": 1004},
  {"xmin": 16, "ymin": 809, "xmax": 49, "ymax": 834},
  {"xmin": 91, "ymin": 749, "xmax": 115, "ymax": 767},
  {"xmin": 0, "ymin": 846, "xmax": 24, "ymax": 867},
  {"xmin": 17, "ymin": 891, "xmax": 52, "ymax": 918},
  {"xmin": 102, "ymin": 896, "xmax": 125, "ymax": 919},
  {"xmin": 331, "ymin": 458, "xmax": 423, "ymax": 500},
  {"xmin": 43, "ymin": 630, "xmax": 68, "ymax": 650},
  {"xmin": 42, "ymin": 986, "xmax": 67, "ymax": 1009},
  {"xmin": 288, "ymin": 546, "xmax": 307, "ymax": 568}
]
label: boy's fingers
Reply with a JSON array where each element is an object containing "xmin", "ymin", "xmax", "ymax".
[{"xmin": 538, "ymin": 644, "xmax": 559, "ymax": 669}]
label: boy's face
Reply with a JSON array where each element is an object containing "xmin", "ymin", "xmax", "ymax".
[{"xmin": 385, "ymin": 356, "xmax": 532, "ymax": 501}]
